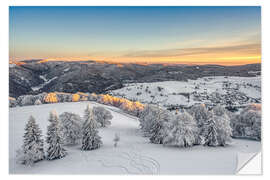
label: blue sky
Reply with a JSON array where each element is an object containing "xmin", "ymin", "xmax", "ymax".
[{"xmin": 9, "ymin": 6, "xmax": 261, "ymax": 65}]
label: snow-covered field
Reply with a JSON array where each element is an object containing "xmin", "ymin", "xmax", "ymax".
[
  {"xmin": 110, "ymin": 76, "xmax": 261, "ymax": 108},
  {"xmin": 9, "ymin": 101, "xmax": 261, "ymax": 174}
]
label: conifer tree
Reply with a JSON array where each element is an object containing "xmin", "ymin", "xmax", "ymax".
[
  {"xmin": 149, "ymin": 108, "xmax": 170, "ymax": 144},
  {"xmin": 201, "ymin": 107, "xmax": 232, "ymax": 146},
  {"xmin": 46, "ymin": 110, "xmax": 67, "ymax": 160},
  {"xmin": 59, "ymin": 112, "xmax": 82, "ymax": 145},
  {"xmin": 163, "ymin": 111, "xmax": 198, "ymax": 148},
  {"xmin": 188, "ymin": 104, "xmax": 211, "ymax": 144},
  {"xmin": 201, "ymin": 112, "xmax": 219, "ymax": 146},
  {"xmin": 189, "ymin": 104, "xmax": 209, "ymax": 128},
  {"xmin": 92, "ymin": 106, "xmax": 113, "ymax": 127},
  {"xmin": 81, "ymin": 105, "xmax": 102, "ymax": 150},
  {"xmin": 139, "ymin": 105, "xmax": 160, "ymax": 136},
  {"xmin": 19, "ymin": 115, "xmax": 45, "ymax": 165},
  {"xmin": 213, "ymin": 113, "xmax": 232, "ymax": 146}
]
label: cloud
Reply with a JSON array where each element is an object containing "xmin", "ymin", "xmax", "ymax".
[{"xmin": 123, "ymin": 43, "xmax": 261, "ymax": 58}]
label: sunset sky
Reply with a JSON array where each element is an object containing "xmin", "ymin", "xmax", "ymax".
[{"xmin": 9, "ymin": 6, "xmax": 261, "ymax": 65}]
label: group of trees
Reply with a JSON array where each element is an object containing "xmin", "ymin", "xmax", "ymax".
[
  {"xmin": 16, "ymin": 96, "xmax": 261, "ymax": 165},
  {"xmin": 10, "ymin": 92, "xmax": 145, "ymax": 118},
  {"xmin": 97, "ymin": 94, "xmax": 145, "ymax": 116},
  {"xmin": 10, "ymin": 92, "xmax": 98, "ymax": 107},
  {"xmin": 17, "ymin": 105, "xmax": 112, "ymax": 166},
  {"xmin": 231, "ymin": 104, "xmax": 261, "ymax": 140},
  {"xmin": 139, "ymin": 104, "xmax": 233, "ymax": 148}
]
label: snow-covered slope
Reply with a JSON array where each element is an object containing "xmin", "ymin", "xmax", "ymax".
[
  {"xmin": 110, "ymin": 76, "xmax": 261, "ymax": 108},
  {"xmin": 9, "ymin": 101, "xmax": 261, "ymax": 174}
]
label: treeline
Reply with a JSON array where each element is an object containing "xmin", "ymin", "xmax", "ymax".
[
  {"xmin": 97, "ymin": 94, "xmax": 144, "ymax": 116},
  {"xmin": 9, "ymin": 93, "xmax": 145, "ymax": 116},
  {"xmin": 139, "ymin": 103, "xmax": 261, "ymax": 148},
  {"xmin": 10, "ymin": 92, "xmax": 145, "ymax": 118},
  {"xmin": 9, "ymin": 92, "xmax": 97, "ymax": 107}
]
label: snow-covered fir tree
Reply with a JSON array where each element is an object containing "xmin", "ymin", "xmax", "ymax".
[
  {"xmin": 92, "ymin": 106, "xmax": 113, "ymax": 127},
  {"xmin": 17, "ymin": 115, "xmax": 45, "ymax": 165},
  {"xmin": 46, "ymin": 110, "xmax": 67, "ymax": 160},
  {"xmin": 202, "ymin": 105, "xmax": 232, "ymax": 146},
  {"xmin": 188, "ymin": 104, "xmax": 211, "ymax": 144},
  {"xmin": 149, "ymin": 107, "xmax": 171, "ymax": 144},
  {"xmin": 200, "ymin": 111, "xmax": 219, "ymax": 146},
  {"xmin": 59, "ymin": 112, "xmax": 82, "ymax": 145},
  {"xmin": 163, "ymin": 111, "xmax": 198, "ymax": 148},
  {"xmin": 212, "ymin": 112, "xmax": 232, "ymax": 146},
  {"xmin": 188, "ymin": 104, "xmax": 209, "ymax": 128},
  {"xmin": 34, "ymin": 99, "xmax": 42, "ymax": 105},
  {"xmin": 139, "ymin": 105, "xmax": 161, "ymax": 136},
  {"xmin": 81, "ymin": 105, "xmax": 102, "ymax": 150}
]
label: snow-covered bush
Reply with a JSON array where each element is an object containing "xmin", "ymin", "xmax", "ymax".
[
  {"xmin": 17, "ymin": 116, "xmax": 45, "ymax": 165},
  {"xmin": 9, "ymin": 97, "xmax": 17, "ymax": 107},
  {"xmin": 92, "ymin": 106, "xmax": 113, "ymax": 127},
  {"xmin": 231, "ymin": 104, "xmax": 261, "ymax": 140},
  {"xmin": 18, "ymin": 95, "xmax": 35, "ymax": 106},
  {"xmin": 72, "ymin": 93, "xmax": 80, "ymax": 102},
  {"xmin": 88, "ymin": 93, "xmax": 98, "ymax": 101},
  {"xmin": 44, "ymin": 93, "xmax": 58, "ymax": 103},
  {"xmin": 34, "ymin": 92, "xmax": 47, "ymax": 104},
  {"xmin": 76, "ymin": 92, "xmax": 89, "ymax": 101},
  {"xmin": 55, "ymin": 92, "xmax": 72, "ymax": 102},
  {"xmin": 163, "ymin": 111, "xmax": 198, "ymax": 148},
  {"xmin": 59, "ymin": 112, "xmax": 82, "ymax": 145},
  {"xmin": 34, "ymin": 99, "xmax": 42, "ymax": 105},
  {"xmin": 46, "ymin": 111, "xmax": 67, "ymax": 160},
  {"xmin": 81, "ymin": 105, "xmax": 102, "ymax": 150}
]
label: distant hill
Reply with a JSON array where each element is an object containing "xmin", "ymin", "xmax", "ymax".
[{"xmin": 9, "ymin": 60, "xmax": 261, "ymax": 98}]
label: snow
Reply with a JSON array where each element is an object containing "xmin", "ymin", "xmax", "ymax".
[
  {"xmin": 39, "ymin": 75, "xmax": 47, "ymax": 82},
  {"xmin": 32, "ymin": 76, "xmax": 58, "ymax": 91},
  {"xmin": 9, "ymin": 64, "xmax": 16, "ymax": 68},
  {"xmin": 110, "ymin": 76, "xmax": 261, "ymax": 108},
  {"xmin": 9, "ymin": 101, "xmax": 261, "ymax": 174},
  {"xmin": 63, "ymin": 68, "xmax": 70, "ymax": 72}
]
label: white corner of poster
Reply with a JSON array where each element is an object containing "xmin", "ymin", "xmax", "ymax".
[{"xmin": 237, "ymin": 152, "xmax": 262, "ymax": 175}]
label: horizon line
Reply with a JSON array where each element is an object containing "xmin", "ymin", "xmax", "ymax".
[{"xmin": 9, "ymin": 58, "xmax": 261, "ymax": 67}]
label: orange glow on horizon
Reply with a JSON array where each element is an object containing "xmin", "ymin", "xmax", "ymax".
[
  {"xmin": 9, "ymin": 41, "xmax": 261, "ymax": 66},
  {"xmin": 27, "ymin": 55, "xmax": 261, "ymax": 66}
]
